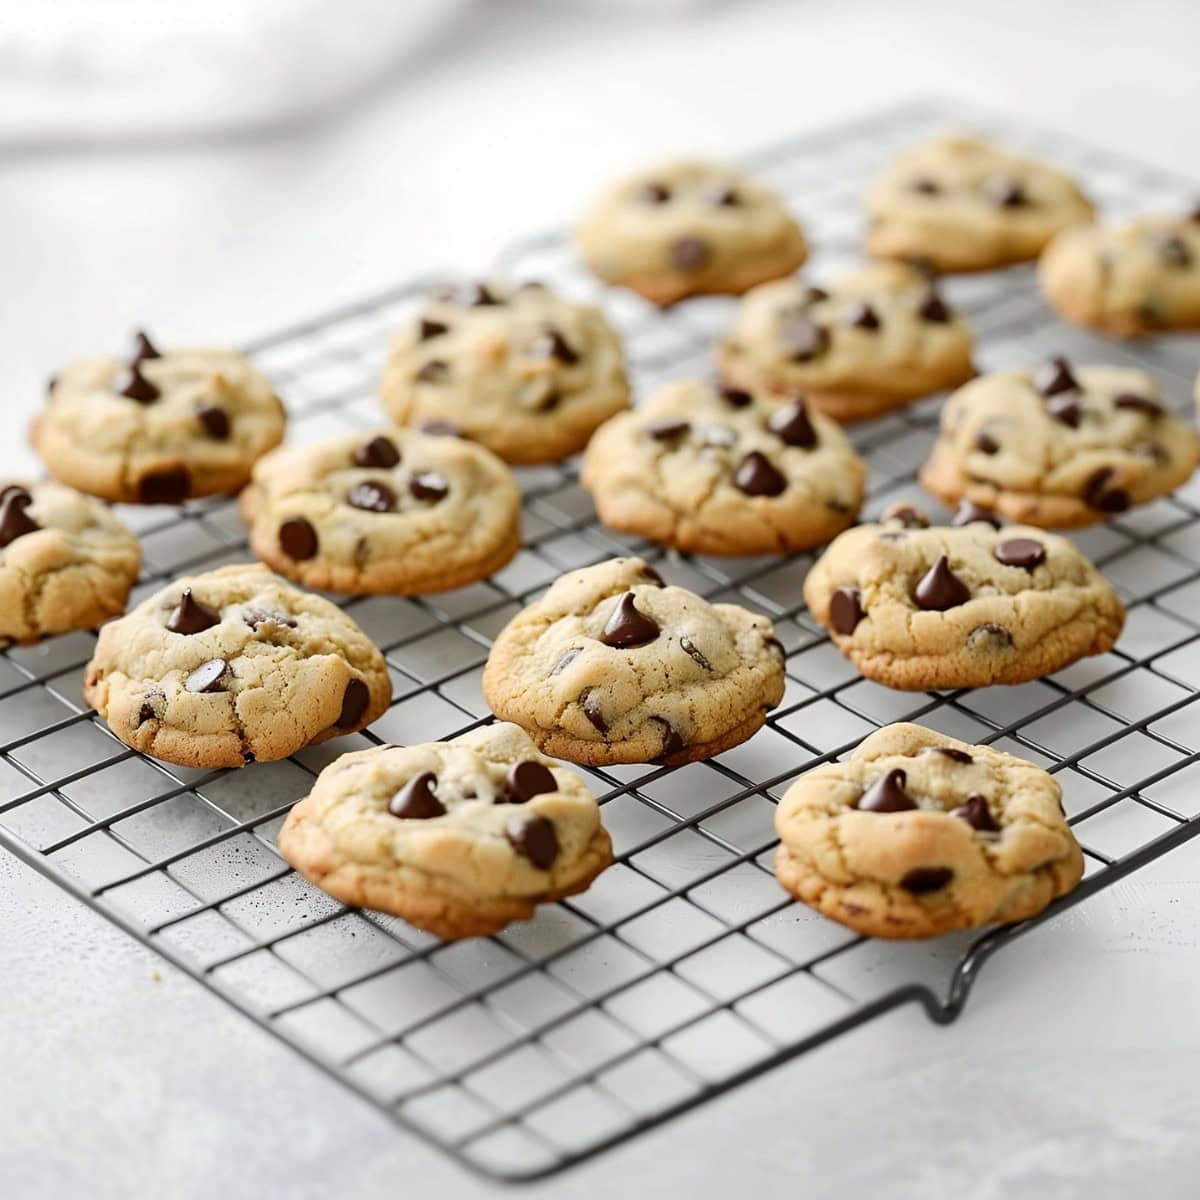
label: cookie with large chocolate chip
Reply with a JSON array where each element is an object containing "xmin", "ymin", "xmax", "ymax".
[
  {"xmin": 83, "ymin": 563, "xmax": 391, "ymax": 768},
  {"xmin": 920, "ymin": 360, "xmax": 1198, "ymax": 527},
  {"xmin": 581, "ymin": 380, "xmax": 865, "ymax": 554},
  {"xmin": 865, "ymin": 135, "xmax": 1093, "ymax": 273},
  {"xmin": 32, "ymin": 330, "xmax": 285, "ymax": 503},
  {"xmin": 716, "ymin": 263, "xmax": 976, "ymax": 422},
  {"xmin": 774, "ymin": 722, "xmax": 1083, "ymax": 938},
  {"xmin": 380, "ymin": 281, "xmax": 629, "ymax": 464},
  {"xmin": 239, "ymin": 427, "xmax": 520, "ymax": 594},
  {"xmin": 278, "ymin": 722, "xmax": 612, "ymax": 940},
  {"xmin": 1040, "ymin": 211, "xmax": 1200, "ymax": 337},
  {"xmin": 804, "ymin": 505, "xmax": 1124, "ymax": 690},
  {"xmin": 0, "ymin": 480, "xmax": 141, "ymax": 644},
  {"xmin": 482, "ymin": 557, "xmax": 785, "ymax": 765},
  {"xmin": 576, "ymin": 160, "xmax": 808, "ymax": 306}
]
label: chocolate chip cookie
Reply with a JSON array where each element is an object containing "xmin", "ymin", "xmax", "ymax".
[
  {"xmin": 774, "ymin": 722, "xmax": 1084, "ymax": 938},
  {"xmin": 482, "ymin": 557, "xmax": 785, "ymax": 765},
  {"xmin": 803, "ymin": 504, "xmax": 1124, "ymax": 690},
  {"xmin": 1039, "ymin": 209, "xmax": 1200, "ymax": 337},
  {"xmin": 576, "ymin": 160, "xmax": 808, "ymax": 306},
  {"xmin": 32, "ymin": 331, "xmax": 286, "ymax": 504},
  {"xmin": 83, "ymin": 563, "xmax": 391, "ymax": 768},
  {"xmin": 240, "ymin": 428, "xmax": 521, "ymax": 595},
  {"xmin": 379, "ymin": 281, "xmax": 629, "ymax": 464},
  {"xmin": 0, "ymin": 481, "xmax": 141, "ymax": 644},
  {"xmin": 581, "ymin": 381, "xmax": 865, "ymax": 554},
  {"xmin": 920, "ymin": 359, "xmax": 1198, "ymax": 527},
  {"xmin": 716, "ymin": 264, "xmax": 975, "ymax": 422},
  {"xmin": 278, "ymin": 722, "xmax": 612, "ymax": 940},
  {"xmin": 865, "ymin": 135, "xmax": 1094, "ymax": 273}
]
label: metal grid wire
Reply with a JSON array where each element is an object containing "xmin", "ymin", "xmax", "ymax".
[{"xmin": 5, "ymin": 100, "xmax": 1200, "ymax": 1182}]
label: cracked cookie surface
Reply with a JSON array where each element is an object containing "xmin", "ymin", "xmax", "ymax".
[
  {"xmin": 278, "ymin": 722, "xmax": 612, "ymax": 940},
  {"xmin": 576, "ymin": 160, "xmax": 808, "ymax": 306},
  {"xmin": 32, "ymin": 331, "xmax": 285, "ymax": 504},
  {"xmin": 920, "ymin": 360, "xmax": 1199, "ymax": 528},
  {"xmin": 865, "ymin": 135, "xmax": 1093, "ymax": 272},
  {"xmin": 379, "ymin": 281, "xmax": 629, "ymax": 464},
  {"xmin": 0, "ymin": 481, "xmax": 141, "ymax": 644},
  {"xmin": 240, "ymin": 427, "xmax": 521, "ymax": 594},
  {"xmin": 1039, "ymin": 210, "xmax": 1200, "ymax": 337},
  {"xmin": 716, "ymin": 263, "xmax": 975, "ymax": 421},
  {"xmin": 774, "ymin": 722, "xmax": 1083, "ymax": 939},
  {"xmin": 581, "ymin": 380, "xmax": 865, "ymax": 554},
  {"xmin": 482, "ymin": 557, "xmax": 785, "ymax": 765},
  {"xmin": 803, "ymin": 505, "xmax": 1124, "ymax": 690},
  {"xmin": 83, "ymin": 563, "xmax": 391, "ymax": 768}
]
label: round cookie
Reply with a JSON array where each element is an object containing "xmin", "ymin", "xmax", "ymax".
[
  {"xmin": 581, "ymin": 381, "xmax": 865, "ymax": 554},
  {"xmin": 716, "ymin": 264, "xmax": 975, "ymax": 422},
  {"xmin": 240, "ymin": 428, "xmax": 521, "ymax": 595},
  {"xmin": 576, "ymin": 160, "xmax": 808, "ymax": 306},
  {"xmin": 0, "ymin": 481, "xmax": 141, "ymax": 645},
  {"xmin": 920, "ymin": 359, "xmax": 1198, "ymax": 528},
  {"xmin": 1039, "ymin": 210, "xmax": 1200, "ymax": 337},
  {"xmin": 379, "ymin": 281, "xmax": 629, "ymax": 465},
  {"xmin": 482, "ymin": 557, "xmax": 785, "ymax": 766},
  {"xmin": 83, "ymin": 563, "xmax": 392, "ymax": 769},
  {"xmin": 278, "ymin": 722, "xmax": 612, "ymax": 940},
  {"xmin": 803, "ymin": 504, "xmax": 1125, "ymax": 691},
  {"xmin": 865, "ymin": 135, "xmax": 1094, "ymax": 273},
  {"xmin": 774, "ymin": 722, "xmax": 1084, "ymax": 939},
  {"xmin": 32, "ymin": 331, "xmax": 285, "ymax": 504}
]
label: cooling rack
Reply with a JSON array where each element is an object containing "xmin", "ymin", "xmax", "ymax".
[{"xmin": 4, "ymin": 99, "xmax": 1200, "ymax": 1183}]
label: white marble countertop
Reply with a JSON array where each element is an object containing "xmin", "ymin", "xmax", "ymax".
[{"xmin": 4, "ymin": 1, "xmax": 1200, "ymax": 1196}]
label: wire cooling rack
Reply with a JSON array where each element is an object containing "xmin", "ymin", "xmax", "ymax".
[{"xmin": 4, "ymin": 100, "xmax": 1200, "ymax": 1182}]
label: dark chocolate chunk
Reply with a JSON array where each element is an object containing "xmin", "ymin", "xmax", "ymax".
[
  {"xmin": 718, "ymin": 385, "xmax": 753, "ymax": 408},
  {"xmin": 981, "ymin": 173, "xmax": 1027, "ymax": 208},
  {"xmin": 389, "ymin": 771, "xmax": 445, "ymax": 819},
  {"xmin": 415, "ymin": 360, "xmax": 449, "ymax": 383},
  {"xmin": 679, "ymin": 634, "xmax": 711, "ymax": 671},
  {"xmin": 1151, "ymin": 231, "xmax": 1192, "ymax": 269},
  {"xmin": 347, "ymin": 480, "xmax": 397, "ymax": 513},
  {"xmin": 950, "ymin": 499, "xmax": 1001, "ymax": 529},
  {"xmin": 858, "ymin": 768, "xmax": 917, "ymax": 813},
  {"xmin": 131, "ymin": 330, "xmax": 161, "ymax": 364},
  {"xmin": 116, "ymin": 363, "xmax": 160, "ymax": 404},
  {"xmin": 138, "ymin": 468, "xmax": 190, "ymax": 504},
  {"xmin": 353, "ymin": 435, "xmax": 400, "ymax": 468},
  {"xmin": 337, "ymin": 678, "xmax": 370, "ymax": 728},
  {"xmin": 196, "ymin": 404, "xmax": 230, "ymax": 440},
  {"xmin": 654, "ymin": 720, "xmax": 686, "ymax": 761},
  {"xmin": 279, "ymin": 516, "xmax": 319, "ymax": 559},
  {"xmin": 767, "ymin": 399, "xmax": 818, "ymax": 448},
  {"xmin": 418, "ymin": 318, "xmax": 449, "ymax": 341},
  {"xmin": 829, "ymin": 586, "xmax": 865, "ymax": 635},
  {"xmin": 503, "ymin": 760, "xmax": 558, "ymax": 804},
  {"xmin": 951, "ymin": 793, "xmax": 1001, "ymax": 832},
  {"xmin": 994, "ymin": 537, "xmax": 1046, "ymax": 570},
  {"xmin": 670, "ymin": 236, "xmax": 710, "ymax": 271},
  {"xmin": 909, "ymin": 176, "xmax": 941, "ymax": 195},
  {"xmin": 967, "ymin": 623, "xmax": 1013, "ymax": 650},
  {"xmin": 704, "ymin": 183, "xmax": 740, "ymax": 207},
  {"xmin": 581, "ymin": 689, "xmax": 607, "ymax": 733},
  {"xmin": 531, "ymin": 327, "xmax": 579, "ymax": 365},
  {"xmin": 882, "ymin": 503, "xmax": 929, "ymax": 529},
  {"xmin": 920, "ymin": 745, "xmax": 973, "ymax": 764},
  {"xmin": 640, "ymin": 563, "xmax": 666, "ymax": 586},
  {"xmin": 914, "ymin": 554, "xmax": 970, "ymax": 611},
  {"xmin": 506, "ymin": 815, "xmax": 559, "ymax": 869},
  {"xmin": 803, "ymin": 286, "xmax": 830, "ymax": 304},
  {"xmin": 167, "ymin": 588, "xmax": 220, "ymax": 635},
  {"xmin": 974, "ymin": 431, "xmax": 999, "ymax": 454},
  {"xmin": 136, "ymin": 702, "xmax": 157, "ymax": 726},
  {"xmin": 186, "ymin": 659, "xmax": 228, "ymax": 694},
  {"xmin": 1082, "ymin": 466, "xmax": 1129, "ymax": 513},
  {"xmin": 639, "ymin": 182, "xmax": 671, "ymax": 204},
  {"xmin": 900, "ymin": 866, "xmax": 954, "ymax": 893},
  {"xmin": 409, "ymin": 472, "xmax": 449, "ymax": 502},
  {"xmin": 764, "ymin": 635, "xmax": 786, "ymax": 659},
  {"xmin": 550, "ymin": 647, "xmax": 580, "ymax": 676},
  {"xmin": 734, "ymin": 451, "xmax": 787, "ymax": 497},
  {"xmin": 243, "ymin": 607, "xmax": 296, "ymax": 631},
  {"xmin": 779, "ymin": 314, "xmax": 828, "ymax": 361},
  {"xmin": 916, "ymin": 289, "xmax": 952, "ymax": 323},
  {"xmin": 1113, "ymin": 393, "xmax": 1163, "ymax": 418},
  {"xmin": 600, "ymin": 592, "xmax": 660, "ymax": 648},
  {"xmin": 0, "ymin": 488, "xmax": 39, "ymax": 547},
  {"xmin": 1034, "ymin": 356, "xmax": 1078, "ymax": 398},
  {"xmin": 444, "ymin": 282, "xmax": 500, "ymax": 307},
  {"xmin": 843, "ymin": 300, "xmax": 880, "ymax": 330},
  {"xmin": 647, "ymin": 418, "xmax": 690, "ymax": 441}
]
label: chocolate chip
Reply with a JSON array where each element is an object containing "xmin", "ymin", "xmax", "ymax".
[
  {"xmin": 136, "ymin": 702, "xmax": 157, "ymax": 726},
  {"xmin": 698, "ymin": 424, "xmax": 737, "ymax": 449},
  {"xmin": 654, "ymin": 720, "xmax": 686, "ymax": 761},
  {"xmin": 764, "ymin": 635, "xmax": 786, "ymax": 660},
  {"xmin": 186, "ymin": 659, "xmax": 228, "ymax": 694},
  {"xmin": 167, "ymin": 588, "xmax": 220, "ymax": 635},
  {"xmin": 881, "ymin": 503, "xmax": 929, "ymax": 529},
  {"xmin": 418, "ymin": 318, "xmax": 449, "ymax": 341},
  {"xmin": 531, "ymin": 327, "xmax": 579, "ymax": 365},
  {"xmin": 0, "ymin": 488, "xmax": 39, "ymax": 547},
  {"xmin": 337, "ymin": 678, "xmax": 370, "ymax": 728},
  {"xmin": 974, "ymin": 431, "xmax": 999, "ymax": 454},
  {"xmin": 679, "ymin": 635, "xmax": 711, "ymax": 670},
  {"xmin": 601, "ymin": 592, "xmax": 660, "ymax": 648},
  {"xmin": 1034, "ymin": 356, "xmax": 1078, "ymax": 398},
  {"xmin": 843, "ymin": 300, "xmax": 880, "ymax": 331},
  {"xmin": 537, "ymin": 390, "xmax": 561, "ymax": 413},
  {"xmin": 967, "ymin": 623, "xmax": 1013, "ymax": 650},
  {"xmin": 506, "ymin": 815, "xmax": 559, "ymax": 869},
  {"xmin": 640, "ymin": 563, "xmax": 666, "ymax": 586},
  {"xmin": 389, "ymin": 771, "xmax": 445, "ymax": 819},
  {"xmin": 981, "ymin": 173, "xmax": 1027, "ymax": 208},
  {"xmin": 279, "ymin": 516, "xmax": 319, "ymax": 559},
  {"xmin": 900, "ymin": 866, "xmax": 954, "ymax": 893},
  {"xmin": 442, "ymin": 282, "xmax": 500, "ymax": 307},
  {"xmin": 504, "ymin": 760, "xmax": 558, "ymax": 804},
  {"xmin": 1113, "ymin": 393, "xmax": 1163, "ymax": 417},
  {"xmin": 670, "ymin": 236, "xmax": 710, "ymax": 271},
  {"xmin": 639, "ymin": 182, "xmax": 671, "ymax": 204},
  {"xmin": 409, "ymin": 472, "xmax": 449, "ymax": 502},
  {"xmin": 647, "ymin": 418, "xmax": 690, "ymax": 441},
  {"xmin": 704, "ymin": 183, "xmax": 740, "ymax": 207},
  {"xmin": 779, "ymin": 314, "xmax": 828, "ymax": 361},
  {"xmin": 196, "ymin": 404, "xmax": 230, "ymax": 440},
  {"xmin": 138, "ymin": 468, "xmax": 190, "ymax": 504},
  {"xmin": 46, "ymin": 374, "xmax": 58, "ymax": 396},
  {"xmin": 1082, "ymin": 466, "xmax": 1129, "ymax": 513},
  {"xmin": 920, "ymin": 745, "xmax": 973, "ymax": 764},
  {"xmin": 950, "ymin": 499, "xmax": 1001, "ymax": 529},
  {"xmin": 551, "ymin": 648, "xmax": 581, "ymax": 676},
  {"xmin": 131, "ymin": 330, "xmax": 161, "ymax": 364},
  {"xmin": 1046, "ymin": 393, "xmax": 1082, "ymax": 429},
  {"xmin": 243, "ymin": 608, "xmax": 296, "ymax": 631},
  {"xmin": 717, "ymin": 385, "xmax": 753, "ymax": 408},
  {"xmin": 734, "ymin": 451, "xmax": 787, "ymax": 497},
  {"xmin": 909, "ymin": 176, "xmax": 941, "ymax": 195},
  {"xmin": 994, "ymin": 537, "xmax": 1046, "ymax": 570},
  {"xmin": 914, "ymin": 554, "xmax": 970, "ymax": 611},
  {"xmin": 1151, "ymin": 231, "xmax": 1192, "ymax": 269},
  {"xmin": 115, "ymin": 363, "xmax": 160, "ymax": 404},
  {"xmin": 347, "ymin": 481, "xmax": 397, "ymax": 513},
  {"xmin": 829, "ymin": 586, "xmax": 865, "ymax": 635},
  {"xmin": 419, "ymin": 419, "xmax": 462, "ymax": 438},
  {"xmin": 581, "ymin": 690, "xmax": 607, "ymax": 733},
  {"xmin": 951, "ymin": 793, "xmax": 1001, "ymax": 832},
  {"xmin": 415, "ymin": 360, "xmax": 449, "ymax": 383},
  {"xmin": 353, "ymin": 435, "xmax": 400, "ymax": 468},
  {"xmin": 858, "ymin": 768, "xmax": 917, "ymax": 813},
  {"xmin": 767, "ymin": 399, "xmax": 818, "ymax": 448},
  {"xmin": 803, "ymin": 286, "xmax": 830, "ymax": 304},
  {"xmin": 916, "ymin": 289, "xmax": 952, "ymax": 323}
]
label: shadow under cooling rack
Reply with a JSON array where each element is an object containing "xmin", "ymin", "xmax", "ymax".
[{"xmin": 4, "ymin": 99, "xmax": 1200, "ymax": 1181}]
